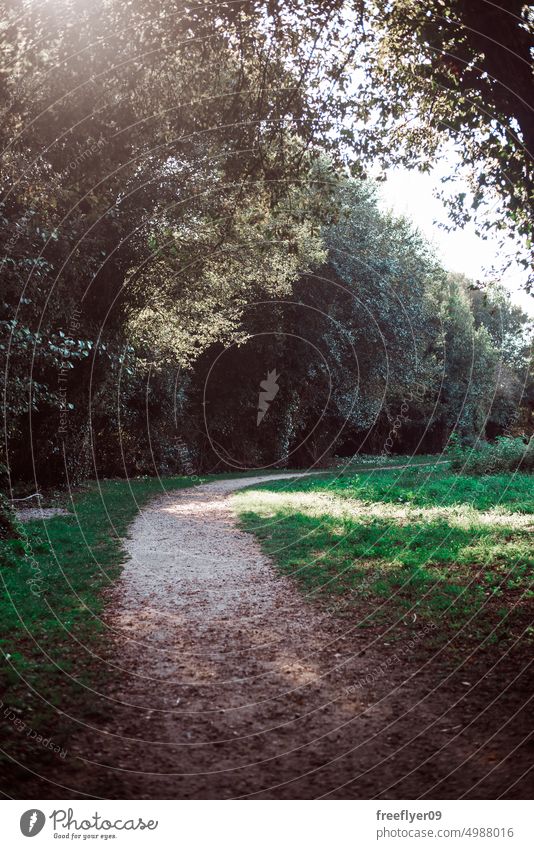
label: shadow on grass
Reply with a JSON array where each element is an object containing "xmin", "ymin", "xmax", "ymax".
[
  {"xmin": 236, "ymin": 473, "xmax": 533, "ymax": 638},
  {"xmin": 267, "ymin": 468, "xmax": 534, "ymax": 514}
]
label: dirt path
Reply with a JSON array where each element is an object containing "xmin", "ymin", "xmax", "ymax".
[{"xmin": 46, "ymin": 473, "xmax": 532, "ymax": 799}]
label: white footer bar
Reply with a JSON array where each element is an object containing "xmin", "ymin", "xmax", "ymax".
[{"xmin": 2, "ymin": 800, "xmax": 532, "ymax": 848}]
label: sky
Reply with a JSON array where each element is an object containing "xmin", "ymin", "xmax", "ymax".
[{"xmin": 377, "ymin": 167, "xmax": 533, "ymax": 317}]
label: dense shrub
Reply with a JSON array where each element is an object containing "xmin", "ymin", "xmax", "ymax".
[{"xmin": 448, "ymin": 435, "xmax": 534, "ymax": 475}]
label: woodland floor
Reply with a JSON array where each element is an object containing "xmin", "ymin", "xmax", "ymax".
[{"xmin": 6, "ymin": 471, "xmax": 533, "ymax": 799}]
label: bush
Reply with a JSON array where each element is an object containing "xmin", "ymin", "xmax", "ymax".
[
  {"xmin": 447, "ymin": 435, "xmax": 534, "ymax": 475},
  {"xmin": 0, "ymin": 461, "xmax": 22, "ymax": 540},
  {"xmin": 0, "ymin": 492, "xmax": 22, "ymax": 540}
]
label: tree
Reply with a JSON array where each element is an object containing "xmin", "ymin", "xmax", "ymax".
[
  {"xmin": 218, "ymin": 1, "xmax": 534, "ymax": 281},
  {"xmin": 0, "ymin": 0, "xmax": 337, "ymax": 485},
  {"xmin": 184, "ymin": 176, "xmax": 442, "ymax": 468},
  {"xmin": 351, "ymin": 0, "xmax": 533, "ymax": 259},
  {"xmin": 426, "ymin": 273, "xmax": 500, "ymax": 446}
]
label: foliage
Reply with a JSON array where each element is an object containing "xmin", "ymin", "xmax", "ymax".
[
  {"xmin": 447, "ymin": 435, "xmax": 534, "ymax": 475},
  {"xmin": 0, "ymin": 0, "xmax": 532, "ymax": 486},
  {"xmin": 425, "ymin": 272, "xmax": 498, "ymax": 445},
  {"xmin": 239, "ymin": 0, "xmax": 534, "ymax": 279},
  {"xmin": 0, "ymin": 0, "xmax": 338, "ymax": 485},
  {"xmin": 183, "ymin": 181, "xmax": 531, "ymax": 471},
  {"xmin": 352, "ymin": 0, "xmax": 534, "ymax": 274},
  {"xmin": 184, "ymin": 177, "xmax": 442, "ymax": 469},
  {"xmin": 125, "ymin": 151, "xmax": 331, "ymax": 366},
  {"xmin": 0, "ymin": 463, "xmax": 20, "ymax": 538},
  {"xmin": 0, "ymin": 492, "xmax": 21, "ymax": 540}
]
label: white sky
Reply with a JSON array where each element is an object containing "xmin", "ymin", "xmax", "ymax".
[{"xmin": 377, "ymin": 167, "xmax": 533, "ymax": 317}]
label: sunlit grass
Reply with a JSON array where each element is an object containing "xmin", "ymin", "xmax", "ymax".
[{"xmin": 234, "ymin": 467, "xmax": 534, "ymax": 638}]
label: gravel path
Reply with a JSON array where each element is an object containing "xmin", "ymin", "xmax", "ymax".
[{"xmin": 54, "ymin": 473, "xmax": 532, "ymax": 800}]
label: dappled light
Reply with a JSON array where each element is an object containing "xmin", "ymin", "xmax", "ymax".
[{"xmin": 236, "ymin": 468, "xmax": 534, "ymax": 634}]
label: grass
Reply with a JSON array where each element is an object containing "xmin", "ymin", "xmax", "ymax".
[
  {"xmin": 234, "ymin": 465, "xmax": 534, "ymax": 644},
  {"xmin": 0, "ymin": 474, "xmax": 207, "ymax": 766},
  {"xmin": 328, "ymin": 453, "xmax": 446, "ymax": 471}
]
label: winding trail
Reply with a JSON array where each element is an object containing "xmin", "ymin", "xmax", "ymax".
[{"xmin": 60, "ymin": 473, "xmax": 532, "ymax": 799}]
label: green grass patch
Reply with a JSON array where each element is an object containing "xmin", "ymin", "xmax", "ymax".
[
  {"xmin": 234, "ymin": 466, "xmax": 534, "ymax": 640},
  {"xmin": 329, "ymin": 453, "xmax": 445, "ymax": 472},
  {"xmin": 278, "ymin": 465, "xmax": 533, "ymax": 512}
]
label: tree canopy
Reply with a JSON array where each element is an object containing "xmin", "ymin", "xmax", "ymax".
[{"xmin": 0, "ymin": 0, "xmax": 532, "ymax": 489}]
